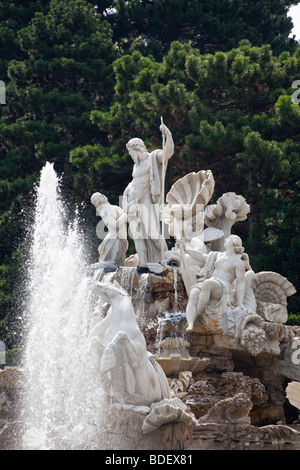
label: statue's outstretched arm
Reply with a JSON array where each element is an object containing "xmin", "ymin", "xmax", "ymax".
[
  {"xmin": 157, "ymin": 123, "xmax": 174, "ymax": 163},
  {"xmin": 176, "ymin": 239, "xmax": 207, "ymax": 263}
]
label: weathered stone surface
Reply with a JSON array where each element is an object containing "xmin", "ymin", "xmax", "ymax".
[
  {"xmin": 183, "ymin": 371, "xmax": 265, "ymax": 421},
  {"xmin": 99, "ymin": 408, "xmax": 193, "ymax": 450},
  {"xmin": 0, "ymin": 367, "xmax": 24, "ymax": 450},
  {"xmin": 0, "ymin": 367, "xmax": 22, "ymax": 419},
  {"xmin": 0, "ymin": 420, "xmax": 24, "ymax": 450},
  {"xmin": 1, "ymin": 268, "xmax": 300, "ymax": 450},
  {"xmin": 275, "ymin": 360, "xmax": 300, "ymax": 382},
  {"xmin": 186, "ymin": 422, "xmax": 300, "ymax": 450},
  {"xmin": 197, "ymin": 393, "xmax": 253, "ymax": 425}
]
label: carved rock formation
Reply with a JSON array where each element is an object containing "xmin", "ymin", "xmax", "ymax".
[
  {"xmin": 142, "ymin": 398, "xmax": 196, "ymax": 434},
  {"xmin": 197, "ymin": 392, "xmax": 253, "ymax": 425},
  {"xmin": 155, "ymin": 337, "xmax": 210, "ymax": 377},
  {"xmin": 253, "ymin": 271, "xmax": 297, "ymax": 324}
]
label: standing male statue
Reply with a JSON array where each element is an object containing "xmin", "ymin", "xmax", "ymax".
[{"xmin": 122, "ymin": 122, "xmax": 174, "ymax": 267}]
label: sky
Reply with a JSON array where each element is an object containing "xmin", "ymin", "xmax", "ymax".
[{"xmin": 289, "ymin": 4, "xmax": 300, "ymax": 39}]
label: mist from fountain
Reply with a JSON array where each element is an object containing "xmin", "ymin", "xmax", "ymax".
[{"xmin": 21, "ymin": 162, "xmax": 108, "ymax": 450}]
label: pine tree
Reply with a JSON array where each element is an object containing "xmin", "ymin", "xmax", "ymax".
[
  {"xmin": 0, "ymin": 0, "xmax": 116, "ymax": 185},
  {"xmin": 75, "ymin": 41, "xmax": 300, "ymax": 314},
  {"xmin": 0, "ymin": 0, "xmax": 116, "ymax": 328},
  {"xmin": 0, "ymin": 0, "xmax": 50, "ymax": 80},
  {"xmin": 110, "ymin": 0, "xmax": 299, "ymax": 58}
]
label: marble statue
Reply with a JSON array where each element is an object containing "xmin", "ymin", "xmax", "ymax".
[
  {"xmin": 165, "ymin": 170, "xmax": 215, "ymax": 243},
  {"xmin": 180, "ymin": 227, "xmax": 224, "ymax": 269},
  {"xmin": 8, "ymin": 127, "xmax": 300, "ymax": 452},
  {"xmin": 122, "ymin": 121, "xmax": 174, "ymax": 267},
  {"xmin": 177, "ymin": 233, "xmax": 267, "ymax": 355},
  {"xmin": 88, "ymin": 280, "xmax": 171, "ymax": 407},
  {"xmin": 91, "ymin": 192, "xmax": 128, "ymax": 269},
  {"xmin": 205, "ymin": 192, "xmax": 250, "ymax": 251},
  {"xmin": 183, "ymin": 234, "xmax": 247, "ymax": 332}
]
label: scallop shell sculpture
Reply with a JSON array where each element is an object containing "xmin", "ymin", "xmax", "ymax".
[
  {"xmin": 254, "ymin": 271, "xmax": 296, "ymax": 306},
  {"xmin": 166, "ymin": 170, "xmax": 215, "ymax": 238},
  {"xmin": 142, "ymin": 398, "xmax": 195, "ymax": 434},
  {"xmin": 166, "ymin": 170, "xmax": 215, "ymax": 209},
  {"xmin": 286, "ymin": 382, "xmax": 300, "ymax": 410},
  {"xmin": 22, "ymin": 427, "xmax": 48, "ymax": 450}
]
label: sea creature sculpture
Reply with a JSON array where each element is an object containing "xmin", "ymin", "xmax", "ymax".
[{"xmin": 89, "ymin": 280, "xmax": 171, "ymax": 407}]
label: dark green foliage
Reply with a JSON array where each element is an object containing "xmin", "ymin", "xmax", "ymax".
[
  {"xmin": 0, "ymin": 0, "xmax": 50, "ymax": 80},
  {"xmin": 110, "ymin": 0, "xmax": 299, "ymax": 58},
  {"xmin": 287, "ymin": 314, "xmax": 300, "ymax": 326},
  {"xmin": 0, "ymin": 0, "xmax": 116, "ymax": 332},
  {"xmin": 0, "ymin": 347, "xmax": 23, "ymax": 368},
  {"xmin": 0, "ymin": 0, "xmax": 116, "ymax": 196},
  {"xmin": 3, "ymin": 0, "xmax": 116, "ymax": 171},
  {"xmin": 74, "ymin": 40, "xmax": 300, "ymax": 317},
  {"xmin": 0, "ymin": 1, "xmax": 300, "ymax": 345}
]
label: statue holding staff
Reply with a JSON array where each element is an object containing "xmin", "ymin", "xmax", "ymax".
[{"xmin": 122, "ymin": 121, "xmax": 174, "ymax": 267}]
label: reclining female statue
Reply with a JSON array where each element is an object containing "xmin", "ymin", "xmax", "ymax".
[{"xmin": 181, "ymin": 234, "xmax": 247, "ymax": 332}]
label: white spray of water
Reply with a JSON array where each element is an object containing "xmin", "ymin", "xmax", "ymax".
[
  {"xmin": 119, "ymin": 266, "xmax": 135, "ymax": 296},
  {"xmin": 22, "ymin": 163, "xmax": 106, "ymax": 449},
  {"xmin": 135, "ymin": 273, "xmax": 149, "ymax": 318},
  {"xmin": 173, "ymin": 267, "xmax": 178, "ymax": 313}
]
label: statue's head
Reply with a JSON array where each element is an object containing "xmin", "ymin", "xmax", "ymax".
[
  {"xmin": 225, "ymin": 235, "xmax": 244, "ymax": 254},
  {"xmin": 126, "ymin": 138, "xmax": 148, "ymax": 163},
  {"xmin": 96, "ymin": 280, "xmax": 128, "ymax": 302},
  {"xmin": 91, "ymin": 192, "xmax": 108, "ymax": 208}
]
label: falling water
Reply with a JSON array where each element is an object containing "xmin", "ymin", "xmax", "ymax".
[
  {"xmin": 135, "ymin": 273, "xmax": 149, "ymax": 319},
  {"xmin": 22, "ymin": 163, "xmax": 107, "ymax": 450},
  {"xmin": 173, "ymin": 267, "xmax": 178, "ymax": 313},
  {"xmin": 155, "ymin": 316, "xmax": 166, "ymax": 355},
  {"xmin": 155, "ymin": 268, "xmax": 186, "ymax": 353},
  {"xmin": 119, "ymin": 266, "xmax": 135, "ymax": 296}
]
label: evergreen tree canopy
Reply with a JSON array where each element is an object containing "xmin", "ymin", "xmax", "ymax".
[
  {"xmin": 1, "ymin": 0, "xmax": 115, "ymax": 189},
  {"xmin": 110, "ymin": 0, "xmax": 300, "ymax": 58},
  {"xmin": 0, "ymin": 0, "xmax": 50, "ymax": 79},
  {"xmin": 0, "ymin": 0, "xmax": 116, "ymax": 329},
  {"xmin": 72, "ymin": 40, "xmax": 300, "ymax": 312},
  {"xmin": 0, "ymin": 0, "xmax": 300, "ymax": 345}
]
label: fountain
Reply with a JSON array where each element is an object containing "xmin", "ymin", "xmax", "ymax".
[
  {"xmin": 1, "ymin": 121, "xmax": 300, "ymax": 451},
  {"xmin": 21, "ymin": 162, "xmax": 108, "ymax": 449},
  {"xmin": 19, "ymin": 157, "xmax": 193, "ymax": 450}
]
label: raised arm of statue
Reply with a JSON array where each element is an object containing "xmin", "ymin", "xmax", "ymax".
[{"xmin": 157, "ymin": 123, "xmax": 174, "ymax": 163}]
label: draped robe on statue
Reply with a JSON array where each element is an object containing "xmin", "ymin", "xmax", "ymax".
[{"xmin": 122, "ymin": 150, "xmax": 168, "ymax": 266}]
